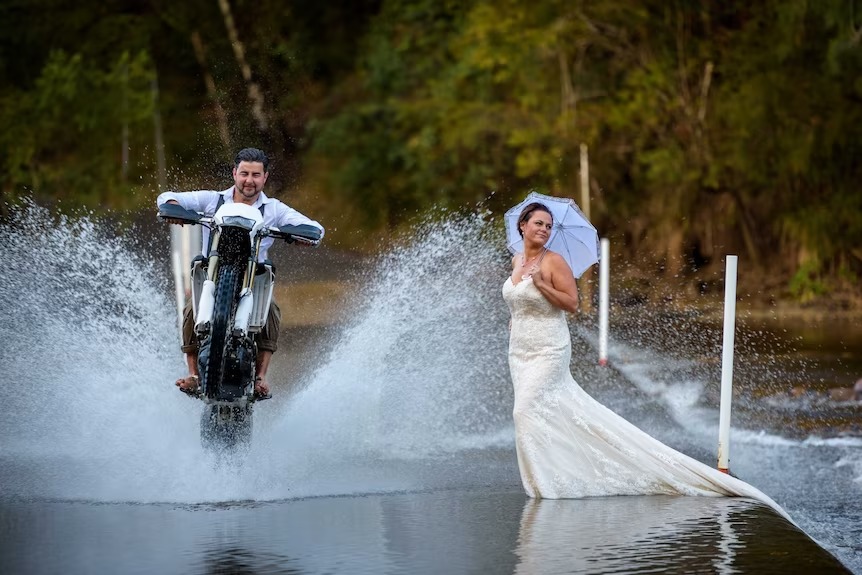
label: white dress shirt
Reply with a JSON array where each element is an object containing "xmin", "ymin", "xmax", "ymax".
[{"xmin": 156, "ymin": 186, "xmax": 324, "ymax": 262}]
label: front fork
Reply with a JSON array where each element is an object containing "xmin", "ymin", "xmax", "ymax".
[
  {"xmin": 194, "ymin": 230, "xmax": 264, "ymax": 338},
  {"xmin": 194, "ymin": 230, "xmax": 265, "ymax": 399},
  {"xmin": 233, "ymin": 242, "xmax": 261, "ymax": 336}
]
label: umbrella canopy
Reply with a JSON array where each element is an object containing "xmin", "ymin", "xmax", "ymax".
[{"xmin": 505, "ymin": 192, "xmax": 600, "ymax": 278}]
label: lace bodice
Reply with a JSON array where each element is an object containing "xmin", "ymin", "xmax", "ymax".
[
  {"xmin": 503, "ymin": 277, "xmax": 570, "ymax": 364},
  {"xmin": 503, "ymin": 276, "xmax": 563, "ymax": 320}
]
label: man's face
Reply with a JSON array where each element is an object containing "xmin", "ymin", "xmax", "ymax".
[{"xmin": 233, "ymin": 161, "xmax": 268, "ymax": 200}]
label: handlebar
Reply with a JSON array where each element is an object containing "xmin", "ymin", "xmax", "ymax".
[
  {"xmin": 269, "ymin": 223, "xmax": 322, "ymax": 246},
  {"xmin": 157, "ymin": 204, "xmax": 321, "ymax": 246},
  {"xmin": 157, "ymin": 202, "xmax": 202, "ymax": 223}
]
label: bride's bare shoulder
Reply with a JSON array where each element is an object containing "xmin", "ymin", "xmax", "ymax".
[
  {"xmin": 543, "ymin": 250, "xmax": 567, "ymax": 267},
  {"xmin": 544, "ymin": 251, "xmax": 575, "ymax": 279}
]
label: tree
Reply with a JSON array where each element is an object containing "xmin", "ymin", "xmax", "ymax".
[{"xmin": 0, "ymin": 50, "xmax": 155, "ymax": 208}]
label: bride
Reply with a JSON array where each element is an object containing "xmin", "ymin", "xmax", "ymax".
[{"xmin": 501, "ymin": 202, "xmax": 792, "ymax": 522}]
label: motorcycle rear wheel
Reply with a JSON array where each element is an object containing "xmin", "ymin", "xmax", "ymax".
[{"xmin": 200, "ymin": 402, "xmax": 252, "ymax": 451}]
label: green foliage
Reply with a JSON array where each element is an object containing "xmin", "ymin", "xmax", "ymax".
[
  {"xmin": 0, "ymin": 50, "xmax": 155, "ymax": 208},
  {"xmin": 1, "ymin": 0, "xmax": 860, "ymax": 296},
  {"xmin": 310, "ymin": 0, "xmax": 585, "ymax": 226},
  {"xmin": 789, "ymin": 260, "xmax": 829, "ymax": 302}
]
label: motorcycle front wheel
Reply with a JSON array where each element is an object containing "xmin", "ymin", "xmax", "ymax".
[{"xmin": 202, "ymin": 265, "xmax": 241, "ymax": 399}]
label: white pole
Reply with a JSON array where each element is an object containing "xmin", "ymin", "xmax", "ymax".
[
  {"xmin": 717, "ymin": 255, "xmax": 738, "ymax": 473},
  {"xmin": 598, "ymin": 238, "xmax": 610, "ymax": 366}
]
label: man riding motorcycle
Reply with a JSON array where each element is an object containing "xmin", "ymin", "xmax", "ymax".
[{"xmin": 157, "ymin": 147, "xmax": 324, "ymax": 398}]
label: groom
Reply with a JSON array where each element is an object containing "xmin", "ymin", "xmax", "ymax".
[{"xmin": 157, "ymin": 147, "xmax": 324, "ymax": 398}]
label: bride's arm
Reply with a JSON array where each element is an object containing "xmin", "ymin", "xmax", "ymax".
[{"xmin": 531, "ymin": 253, "xmax": 579, "ymax": 313}]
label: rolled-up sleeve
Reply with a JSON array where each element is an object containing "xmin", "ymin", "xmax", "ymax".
[
  {"xmin": 272, "ymin": 202, "xmax": 325, "ymax": 238},
  {"xmin": 156, "ymin": 190, "xmax": 221, "ymax": 214}
]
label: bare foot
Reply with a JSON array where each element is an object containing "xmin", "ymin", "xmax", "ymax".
[
  {"xmin": 254, "ymin": 377, "xmax": 270, "ymax": 397},
  {"xmin": 176, "ymin": 375, "xmax": 199, "ymax": 391}
]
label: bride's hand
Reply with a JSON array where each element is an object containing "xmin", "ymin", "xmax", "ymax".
[{"xmin": 531, "ymin": 268, "xmax": 545, "ymax": 288}]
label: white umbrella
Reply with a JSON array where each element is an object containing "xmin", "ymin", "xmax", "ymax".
[{"xmin": 505, "ymin": 191, "xmax": 600, "ymax": 278}]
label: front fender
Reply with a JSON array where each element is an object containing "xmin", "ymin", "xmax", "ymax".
[{"xmin": 195, "ymin": 279, "xmax": 216, "ymax": 329}]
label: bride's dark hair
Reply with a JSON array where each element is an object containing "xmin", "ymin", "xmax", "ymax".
[{"xmin": 517, "ymin": 202, "xmax": 553, "ymax": 237}]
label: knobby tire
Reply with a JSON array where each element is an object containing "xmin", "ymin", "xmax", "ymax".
[{"xmin": 204, "ymin": 265, "xmax": 240, "ymax": 398}]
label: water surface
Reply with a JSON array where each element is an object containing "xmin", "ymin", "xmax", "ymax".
[{"xmin": 0, "ymin": 492, "xmax": 848, "ymax": 575}]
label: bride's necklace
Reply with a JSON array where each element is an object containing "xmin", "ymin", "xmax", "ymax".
[{"xmin": 520, "ymin": 248, "xmax": 546, "ymax": 280}]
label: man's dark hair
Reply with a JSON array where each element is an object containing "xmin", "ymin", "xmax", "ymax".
[
  {"xmin": 234, "ymin": 147, "xmax": 269, "ymax": 172},
  {"xmin": 517, "ymin": 202, "xmax": 553, "ymax": 237}
]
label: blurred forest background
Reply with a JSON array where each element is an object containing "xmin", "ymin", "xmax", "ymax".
[{"xmin": 1, "ymin": 0, "xmax": 861, "ymax": 305}]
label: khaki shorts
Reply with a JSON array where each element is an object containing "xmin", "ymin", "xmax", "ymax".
[{"xmin": 181, "ymin": 299, "xmax": 281, "ymax": 354}]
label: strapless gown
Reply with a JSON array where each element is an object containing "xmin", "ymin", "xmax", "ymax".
[{"xmin": 502, "ymin": 276, "xmax": 791, "ymax": 521}]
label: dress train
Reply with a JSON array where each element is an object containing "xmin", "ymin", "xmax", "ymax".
[{"xmin": 502, "ymin": 276, "xmax": 792, "ymax": 523}]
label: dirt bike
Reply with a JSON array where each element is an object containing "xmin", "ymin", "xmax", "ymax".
[{"xmin": 158, "ymin": 201, "xmax": 321, "ymax": 450}]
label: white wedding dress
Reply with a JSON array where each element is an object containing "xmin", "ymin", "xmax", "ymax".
[{"xmin": 502, "ymin": 276, "xmax": 792, "ymax": 522}]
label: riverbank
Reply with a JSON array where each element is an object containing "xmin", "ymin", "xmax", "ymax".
[
  {"xmin": 590, "ymin": 264, "xmax": 862, "ymax": 324},
  {"xmin": 274, "ymin": 274, "xmax": 862, "ymax": 328}
]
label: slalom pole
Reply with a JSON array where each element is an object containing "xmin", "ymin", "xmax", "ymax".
[
  {"xmin": 717, "ymin": 255, "xmax": 738, "ymax": 474},
  {"xmin": 598, "ymin": 238, "xmax": 610, "ymax": 366}
]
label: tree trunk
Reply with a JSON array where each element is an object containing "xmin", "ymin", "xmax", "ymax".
[
  {"xmin": 191, "ymin": 30, "xmax": 232, "ymax": 155},
  {"xmin": 663, "ymin": 226, "xmax": 686, "ymax": 279},
  {"xmin": 151, "ymin": 70, "xmax": 167, "ymax": 192},
  {"xmin": 121, "ymin": 61, "xmax": 129, "ymax": 182},
  {"xmin": 217, "ymin": 0, "xmax": 269, "ymax": 133},
  {"xmin": 730, "ymin": 190, "xmax": 761, "ymax": 266}
]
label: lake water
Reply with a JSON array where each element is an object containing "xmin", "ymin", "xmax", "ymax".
[
  {"xmin": 0, "ymin": 491, "xmax": 849, "ymax": 574},
  {"xmin": 0, "ymin": 205, "xmax": 858, "ymax": 573}
]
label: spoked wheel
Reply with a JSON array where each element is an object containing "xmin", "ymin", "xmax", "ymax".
[{"xmin": 200, "ymin": 402, "xmax": 253, "ymax": 452}]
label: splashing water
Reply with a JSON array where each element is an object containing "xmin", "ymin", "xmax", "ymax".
[
  {"xmin": 0, "ymin": 201, "xmax": 208, "ymax": 500},
  {"xmin": 2, "ymin": 201, "xmax": 861, "ymax": 571},
  {"xmin": 246, "ymin": 211, "xmax": 518, "ymax": 497},
  {"xmin": 0, "ymin": 203, "xmax": 515, "ymax": 503},
  {"xmin": 269, "ymin": 212, "xmax": 514, "ymax": 453}
]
